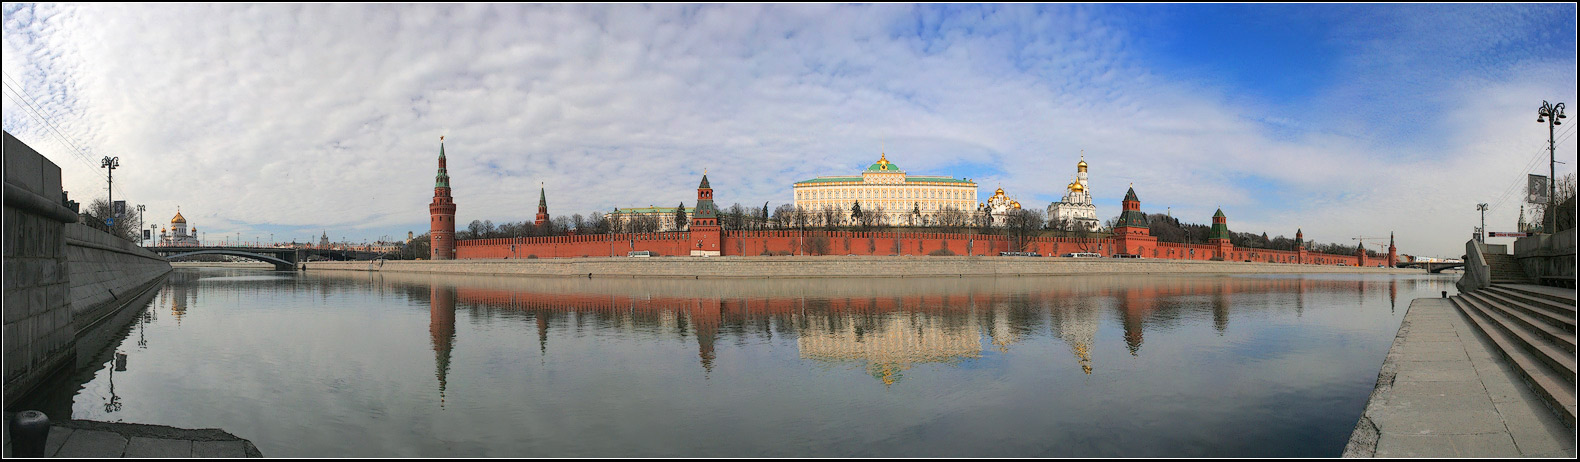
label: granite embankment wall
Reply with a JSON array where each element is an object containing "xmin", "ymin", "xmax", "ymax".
[
  {"xmin": 3, "ymin": 131, "xmax": 171, "ymax": 407},
  {"xmin": 1514, "ymin": 227, "xmax": 1576, "ymax": 288},
  {"xmin": 306, "ymin": 256, "xmax": 1417, "ymax": 278},
  {"xmin": 456, "ymin": 230, "xmax": 1373, "ymax": 266},
  {"xmin": 64, "ymin": 224, "xmax": 171, "ymax": 329}
]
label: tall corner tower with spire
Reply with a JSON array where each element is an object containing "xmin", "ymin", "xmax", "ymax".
[
  {"xmin": 689, "ymin": 173, "xmax": 721, "ymax": 256},
  {"xmin": 535, "ymin": 186, "xmax": 550, "ymax": 227},
  {"xmin": 429, "ymin": 137, "xmax": 457, "ymax": 260}
]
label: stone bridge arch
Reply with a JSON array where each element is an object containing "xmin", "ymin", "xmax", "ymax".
[{"xmin": 164, "ymin": 250, "xmax": 295, "ymax": 270}]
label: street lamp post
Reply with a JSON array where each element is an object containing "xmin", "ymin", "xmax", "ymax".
[
  {"xmin": 1537, "ymin": 100, "xmax": 1566, "ymax": 233},
  {"xmin": 100, "ymin": 156, "xmax": 118, "ymax": 225},
  {"xmin": 1476, "ymin": 203, "xmax": 1488, "ymax": 243},
  {"xmin": 136, "ymin": 204, "xmax": 145, "ymax": 245}
]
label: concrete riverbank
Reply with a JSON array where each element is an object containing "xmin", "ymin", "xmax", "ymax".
[
  {"xmin": 2, "ymin": 416, "xmax": 262, "ymax": 458},
  {"xmin": 305, "ymin": 256, "xmax": 1420, "ymax": 278},
  {"xmin": 1343, "ymin": 298, "xmax": 1574, "ymax": 457}
]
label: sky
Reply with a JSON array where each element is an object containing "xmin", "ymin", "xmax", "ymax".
[{"xmin": 2, "ymin": 3, "xmax": 1574, "ymax": 257}]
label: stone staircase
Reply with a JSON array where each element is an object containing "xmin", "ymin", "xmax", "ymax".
[
  {"xmin": 1450, "ymin": 282, "xmax": 1577, "ymax": 429},
  {"xmin": 1483, "ymin": 253, "xmax": 1533, "ymax": 284}
]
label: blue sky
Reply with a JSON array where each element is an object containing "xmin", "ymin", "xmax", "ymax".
[{"xmin": 2, "ymin": 4, "xmax": 1574, "ymax": 255}]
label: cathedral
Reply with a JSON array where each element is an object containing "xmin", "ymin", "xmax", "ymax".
[
  {"xmin": 159, "ymin": 208, "xmax": 200, "ymax": 246},
  {"xmin": 1046, "ymin": 154, "xmax": 1101, "ymax": 232}
]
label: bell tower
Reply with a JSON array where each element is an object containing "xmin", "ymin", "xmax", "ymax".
[{"xmin": 429, "ymin": 137, "xmax": 457, "ymax": 260}]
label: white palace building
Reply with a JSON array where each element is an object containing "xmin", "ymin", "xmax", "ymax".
[{"xmin": 793, "ymin": 153, "xmax": 978, "ymax": 224}]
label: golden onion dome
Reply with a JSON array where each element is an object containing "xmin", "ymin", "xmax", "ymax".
[
  {"xmin": 171, "ymin": 211, "xmax": 187, "ymax": 224},
  {"xmin": 1077, "ymin": 159, "xmax": 1088, "ymax": 170},
  {"xmin": 1069, "ymin": 181, "xmax": 1084, "ymax": 192},
  {"xmin": 1011, "ymin": 200, "xmax": 1021, "ymax": 209}
]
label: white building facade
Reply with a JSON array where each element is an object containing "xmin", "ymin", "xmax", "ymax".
[
  {"xmin": 793, "ymin": 153, "xmax": 977, "ymax": 225},
  {"xmin": 159, "ymin": 208, "xmax": 200, "ymax": 246}
]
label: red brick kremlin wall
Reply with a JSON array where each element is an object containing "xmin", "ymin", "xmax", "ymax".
[{"xmin": 454, "ymin": 230, "xmax": 1369, "ymax": 265}]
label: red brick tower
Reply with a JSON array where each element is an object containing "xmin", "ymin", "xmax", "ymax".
[
  {"xmin": 689, "ymin": 174, "xmax": 721, "ymax": 256},
  {"xmin": 1296, "ymin": 228, "xmax": 1308, "ymax": 264},
  {"xmin": 1387, "ymin": 232, "xmax": 1398, "ymax": 268},
  {"xmin": 429, "ymin": 137, "xmax": 457, "ymax": 260},
  {"xmin": 535, "ymin": 185, "xmax": 549, "ymax": 227},
  {"xmin": 1112, "ymin": 186, "xmax": 1155, "ymax": 256},
  {"xmin": 1210, "ymin": 209, "xmax": 1232, "ymax": 260}
]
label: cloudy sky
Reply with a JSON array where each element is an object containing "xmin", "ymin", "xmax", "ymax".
[{"xmin": 3, "ymin": 4, "xmax": 1574, "ymax": 256}]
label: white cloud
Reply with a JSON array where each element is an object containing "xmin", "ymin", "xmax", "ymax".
[{"xmin": 2, "ymin": 4, "xmax": 1572, "ymax": 254}]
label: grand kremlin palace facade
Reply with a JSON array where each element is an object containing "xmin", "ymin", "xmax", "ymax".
[{"xmin": 793, "ymin": 153, "xmax": 978, "ymax": 223}]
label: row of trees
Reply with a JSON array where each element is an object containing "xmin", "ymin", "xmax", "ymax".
[{"xmin": 1138, "ymin": 213, "xmax": 1381, "ymax": 256}]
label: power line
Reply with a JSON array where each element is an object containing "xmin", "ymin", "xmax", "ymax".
[
  {"xmin": 1487, "ymin": 122, "xmax": 1575, "ymax": 213},
  {"xmin": 1, "ymin": 72, "xmax": 125, "ymax": 200}
]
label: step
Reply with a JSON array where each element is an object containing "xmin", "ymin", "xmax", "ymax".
[
  {"xmin": 1496, "ymin": 284, "xmax": 1578, "ymax": 307},
  {"xmin": 1455, "ymin": 294, "xmax": 1577, "ymax": 383},
  {"xmin": 1484, "ymin": 286, "xmax": 1578, "ymax": 320},
  {"xmin": 1476, "ymin": 289, "xmax": 1577, "ymax": 334},
  {"xmin": 1464, "ymin": 291, "xmax": 1577, "ymax": 354},
  {"xmin": 1450, "ymin": 296, "xmax": 1578, "ymax": 429}
]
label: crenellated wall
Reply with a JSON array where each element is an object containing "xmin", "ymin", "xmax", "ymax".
[{"xmin": 454, "ymin": 229, "xmax": 1368, "ymax": 265}]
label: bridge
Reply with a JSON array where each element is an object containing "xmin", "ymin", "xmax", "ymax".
[
  {"xmin": 1396, "ymin": 261, "xmax": 1466, "ymax": 273},
  {"xmin": 145, "ymin": 246, "xmax": 387, "ymax": 270}
]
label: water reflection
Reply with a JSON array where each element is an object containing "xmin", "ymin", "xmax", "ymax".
[
  {"xmin": 341, "ymin": 272, "xmax": 1432, "ymax": 388},
  {"xmin": 29, "ymin": 268, "xmax": 1459, "ymax": 457}
]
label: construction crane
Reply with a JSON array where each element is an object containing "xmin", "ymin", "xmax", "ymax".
[{"xmin": 1352, "ymin": 237, "xmax": 1390, "ymax": 255}]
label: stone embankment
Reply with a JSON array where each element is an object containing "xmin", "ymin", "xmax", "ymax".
[
  {"xmin": 306, "ymin": 256, "xmax": 1418, "ymax": 278},
  {"xmin": 4, "ymin": 130, "xmax": 171, "ymax": 406}
]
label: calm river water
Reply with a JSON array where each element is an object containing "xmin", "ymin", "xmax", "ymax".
[{"xmin": 20, "ymin": 268, "xmax": 1460, "ymax": 457}]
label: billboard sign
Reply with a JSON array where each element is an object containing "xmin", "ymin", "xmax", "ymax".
[
  {"xmin": 113, "ymin": 200, "xmax": 127, "ymax": 217},
  {"xmin": 1487, "ymin": 232, "xmax": 1530, "ymax": 238},
  {"xmin": 1528, "ymin": 174, "xmax": 1549, "ymax": 204}
]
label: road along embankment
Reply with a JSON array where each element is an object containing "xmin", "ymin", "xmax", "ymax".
[{"xmin": 306, "ymin": 256, "xmax": 1419, "ymax": 279}]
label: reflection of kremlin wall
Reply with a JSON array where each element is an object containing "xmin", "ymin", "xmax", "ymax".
[
  {"xmin": 361, "ymin": 270, "xmax": 1417, "ymax": 386},
  {"xmin": 430, "ymin": 140, "xmax": 1393, "ymax": 266}
]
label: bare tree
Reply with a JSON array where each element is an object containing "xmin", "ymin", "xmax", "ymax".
[{"xmin": 772, "ymin": 204, "xmax": 796, "ymax": 229}]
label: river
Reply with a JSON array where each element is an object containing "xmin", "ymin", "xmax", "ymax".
[{"xmin": 16, "ymin": 267, "xmax": 1460, "ymax": 457}]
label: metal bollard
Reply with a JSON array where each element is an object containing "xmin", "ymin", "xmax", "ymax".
[
  {"xmin": 1442, "ymin": 291, "xmax": 1447, "ymax": 299},
  {"xmin": 9, "ymin": 410, "xmax": 51, "ymax": 457}
]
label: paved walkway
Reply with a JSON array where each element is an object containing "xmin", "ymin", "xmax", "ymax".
[
  {"xmin": 1345, "ymin": 298, "xmax": 1575, "ymax": 457},
  {"xmin": 2, "ymin": 418, "xmax": 261, "ymax": 458}
]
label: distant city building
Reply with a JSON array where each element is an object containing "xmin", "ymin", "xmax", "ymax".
[
  {"xmin": 793, "ymin": 152, "xmax": 977, "ymax": 225},
  {"xmin": 1046, "ymin": 154, "xmax": 1101, "ymax": 232},
  {"xmin": 159, "ymin": 208, "xmax": 199, "ymax": 246},
  {"xmin": 608, "ymin": 205, "xmax": 688, "ymax": 232}
]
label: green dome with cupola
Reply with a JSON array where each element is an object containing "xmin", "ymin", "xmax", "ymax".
[{"xmin": 866, "ymin": 153, "xmax": 902, "ymax": 172}]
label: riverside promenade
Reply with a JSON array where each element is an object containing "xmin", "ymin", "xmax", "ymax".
[
  {"xmin": 1343, "ymin": 298, "xmax": 1574, "ymax": 457},
  {"xmin": 304, "ymin": 255, "xmax": 1419, "ymax": 278}
]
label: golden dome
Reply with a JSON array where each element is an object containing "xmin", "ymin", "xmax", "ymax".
[
  {"xmin": 171, "ymin": 210, "xmax": 186, "ymax": 224},
  {"xmin": 1069, "ymin": 181, "xmax": 1085, "ymax": 193},
  {"xmin": 1011, "ymin": 200, "xmax": 1021, "ymax": 209}
]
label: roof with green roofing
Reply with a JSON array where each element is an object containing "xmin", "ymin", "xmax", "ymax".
[
  {"xmin": 612, "ymin": 206, "xmax": 683, "ymax": 213},
  {"xmin": 1213, "ymin": 208, "xmax": 1226, "ymax": 218},
  {"xmin": 794, "ymin": 176, "xmax": 974, "ymax": 185},
  {"xmin": 866, "ymin": 161, "xmax": 902, "ymax": 172}
]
